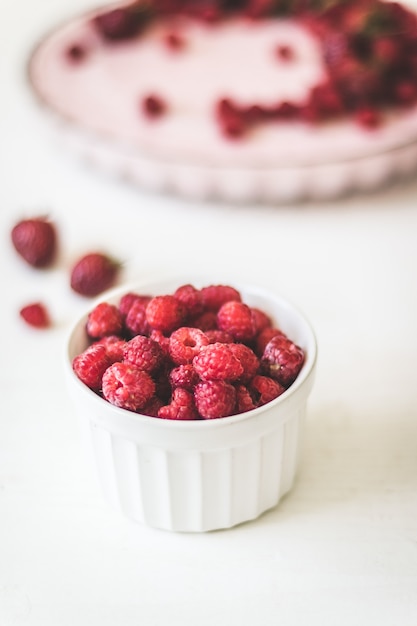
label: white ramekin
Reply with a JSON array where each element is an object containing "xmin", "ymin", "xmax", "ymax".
[{"xmin": 64, "ymin": 278, "xmax": 317, "ymax": 532}]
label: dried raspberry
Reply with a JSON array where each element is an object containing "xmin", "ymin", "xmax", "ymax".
[
  {"xmin": 228, "ymin": 343, "xmax": 259, "ymax": 383},
  {"xmin": 205, "ymin": 329, "xmax": 234, "ymax": 344},
  {"xmin": 249, "ymin": 375, "xmax": 286, "ymax": 406},
  {"xmin": 193, "ymin": 343, "xmax": 243, "ymax": 381},
  {"xmin": 146, "ymin": 295, "xmax": 185, "ymax": 333},
  {"xmin": 142, "ymin": 94, "xmax": 167, "ymax": 118},
  {"xmin": 125, "ymin": 297, "xmax": 151, "ymax": 336},
  {"xmin": 194, "ymin": 380, "xmax": 236, "ymax": 419},
  {"xmin": 235, "ymin": 384, "xmax": 257, "ymax": 413},
  {"xmin": 70, "ymin": 253, "xmax": 121, "ymax": 297},
  {"xmin": 255, "ymin": 327, "xmax": 286, "ymax": 356},
  {"xmin": 72, "ymin": 343, "xmax": 112, "ymax": 391},
  {"xmin": 95, "ymin": 335, "xmax": 126, "ymax": 361},
  {"xmin": 169, "ymin": 327, "xmax": 209, "ymax": 364},
  {"xmin": 217, "ymin": 301, "xmax": 256, "ymax": 342},
  {"xmin": 86, "ymin": 302, "xmax": 123, "ymax": 339},
  {"xmin": 123, "ymin": 335, "xmax": 164, "ymax": 373},
  {"xmin": 261, "ymin": 335, "xmax": 305, "ymax": 387},
  {"xmin": 169, "ymin": 364, "xmax": 200, "ymax": 390},
  {"xmin": 19, "ymin": 302, "xmax": 50, "ymax": 328},
  {"xmin": 200, "ymin": 284, "xmax": 241, "ymax": 312},
  {"xmin": 102, "ymin": 362, "xmax": 155, "ymax": 411},
  {"xmin": 11, "ymin": 216, "xmax": 57, "ymax": 268},
  {"xmin": 158, "ymin": 388, "xmax": 198, "ymax": 420},
  {"xmin": 173, "ymin": 284, "xmax": 204, "ymax": 318}
]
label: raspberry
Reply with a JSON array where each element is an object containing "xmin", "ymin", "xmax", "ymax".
[
  {"xmin": 70, "ymin": 252, "xmax": 120, "ymax": 297},
  {"xmin": 146, "ymin": 295, "xmax": 185, "ymax": 333},
  {"xmin": 93, "ymin": 6, "xmax": 147, "ymax": 41},
  {"xmin": 194, "ymin": 380, "xmax": 236, "ymax": 419},
  {"xmin": 217, "ymin": 301, "xmax": 256, "ymax": 342},
  {"xmin": 200, "ymin": 284, "xmax": 241, "ymax": 312},
  {"xmin": 228, "ymin": 343, "xmax": 259, "ymax": 383},
  {"xmin": 72, "ymin": 343, "xmax": 112, "ymax": 391},
  {"xmin": 249, "ymin": 375, "xmax": 285, "ymax": 406},
  {"xmin": 19, "ymin": 302, "xmax": 50, "ymax": 328},
  {"xmin": 261, "ymin": 335, "xmax": 305, "ymax": 387},
  {"xmin": 119, "ymin": 292, "xmax": 151, "ymax": 318},
  {"xmin": 173, "ymin": 284, "xmax": 204, "ymax": 318},
  {"xmin": 169, "ymin": 327, "xmax": 209, "ymax": 364},
  {"xmin": 169, "ymin": 364, "xmax": 200, "ymax": 390},
  {"xmin": 123, "ymin": 335, "xmax": 164, "ymax": 373},
  {"xmin": 86, "ymin": 302, "xmax": 123, "ymax": 338},
  {"xmin": 125, "ymin": 297, "xmax": 151, "ymax": 336},
  {"xmin": 205, "ymin": 329, "xmax": 234, "ymax": 344},
  {"xmin": 158, "ymin": 388, "xmax": 199, "ymax": 420},
  {"xmin": 193, "ymin": 343, "xmax": 243, "ymax": 381},
  {"xmin": 191, "ymin": 311, "xmax": 218, "ymax": 331},
  {"xmin": 11, "ymin": 216, "xmax": 57, "ymax": 268},
  {"xmin": 251, "ymin": 307, "xmax": 272, "ymax": 334},
  {"xmin": 141, "ymin": 396, "xmax": 164, "ymax": 417},
  {"xmin": 255, "ymin": 327, "xmax": 286, "ymax": 356},
  {"xmin": 235, "ymin": 384, "xmax": 257, "ymax": 413},
  {"xmin": 102, "ymin": 363, "xmax": 155, "ymax": 411},
  {"xmin": 142, "ymin": 94, "xmax": 167, "ymax": 118},
  {"xmin": 149, "ymin": 329, "xmax": 171, "ymax": 357},
  {"xmin": 95, "ymin": 335, "xmax": 127, "ymax": 361}
]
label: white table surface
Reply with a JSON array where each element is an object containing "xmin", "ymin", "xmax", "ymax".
[{"xmin": 1, "ymin": 1, "xmax": 417, "ymax": 624}]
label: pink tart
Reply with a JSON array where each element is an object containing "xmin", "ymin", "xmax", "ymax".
[{"xmin": 28, "ymin": 0, "xmax": 417, "ymax": 201}]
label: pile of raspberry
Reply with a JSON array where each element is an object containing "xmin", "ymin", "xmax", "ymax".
[
  {"xmin": 72, "ymin": 283, "xmax": 305, "ymax": 420},
  {"xmin": 73, "ymin": 0, "xmax": 417, "ymax": 136}
]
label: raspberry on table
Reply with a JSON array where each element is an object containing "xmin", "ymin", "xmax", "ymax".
[
  {"xmin": 19, "ymin": 302, "xmax": 51, "ymax": 328},
  {"xmin": 158, "ymin": 388, "xmax": 199, "ymax": 420},
  {"xmin": 169, "ymin": 327, "xmax": 209, "ymax": 364},
  {"xmin": 70, "ymin": 252, "xmax": 121, "ymax": 297},
  {"xmin": 193, "ymin": 343, "xmax": 243, "ymax": 381},
  {"xmin": 261, "ymin": 335, "xmax": 305, "ymax": 387},
  {"xmin": 102, "ymin": 362, "xmax": 155, "ymax": 411},
  {"xmin": 146, "ymin": 295, "xmax": 185, "ymax": 333},
  {"xmin": 86, "ymin": 302, "xmax": 123, "ymax": 339},
  {"xmin": 194, "ymin": 380, "xmax": 236, "ymax": 419},
  {"xmin": 11, "ymin": 216, "xmax": 57, "ymax": 268},
  {"xmin": 217, "ymin": 300, "xmax": 256, "ymax": 342},
  {"xmin": 123, "ymin": 335, "xmax": 164, "ymax": 373},
  {"xmin": 249, "ymin": 375, "xmax": 286, "ymax": 406},
  {"xmin": 72, "ymin": 343, "xmax": 112, "ymax": 391}
]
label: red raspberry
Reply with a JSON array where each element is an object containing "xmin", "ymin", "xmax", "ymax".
[
  {"xmin": 200, "ymin": 284, "xmax": 242, "ymax": 312},
  {"xmin": 228, "ymin": 343, "xmax": 259, "ymax": 383},
  {"xmin": 235, "ymin": 384, "xmax": 257, "ymax": 413},
  {"xmin": 19, "ymin": 302, "xmax": 50, "ymax": 328},
  {"xmin": 158, "ymin": 388, "xmax": 198, "ymax": 420},
  {"xmin": 255, "ymin": 326, "xmax": 286, "ymax": 356},
  {"xmin": 146, "ymin": 295, "xmax": 185, "ymax": 333},
  {"xmin": 191, "ymin": 311, "xmax": 218, "ymax": 331},
  {"xmin": 193, "ymin": 343, "xmax": 243, "ymax": 381},
  {"xmin": 173, "ymin": 284, "xmax": 204, "ymax": 318},
  {"xmin": 11, "ymin": 216, "xmax": 57, "ymax": 268},
  {"xmin": 142, "ymin": 94, "xmax": 167, "ymax": 118},
  {"xmin": 123, "ymin": 335, "xmax": 164, "ymax": 373},
  {"xmin": 102, "ymin": 363, "xmax": 155, "ymax": 411},
  {"xmin": 262, "ymin": 335, "xmax": 305, "ymax": 387},
  {"xmin": 169, "ymin": 327, "xmax": 209, "ymax": 364},
  {"xmin": 205, "ymin": 329, "xmax": 234, "ymax": 344},
  {"xmin": 141, "ymin": 396, "xmax": 164, "ymax": 417},
  {"xmin": 194, "ymin": 380, "xmax": 236, "ymax": 419},
  {"xmin": 95, "ymin": 335, "xmax": 126, "ymax": 361},
  {"xmin": 217, "ymin": 301, "xmax": 256, "ymax": 342},
  {"xmin": 251, "ymin": 307, "xmax": 272, "ymax": 334},
  {"xmin": 125, "ymin": 297, "xmax": 151, "ymax": 336},
  {"xmin": 119, "ymin": 292, "xmax": 151, "ymax": 319},
  {"xmin": 149, "ymin": 329, "xmax": 171, "ymax": 357},
  {"xmin": 72, "ymin": 343, "xmax": 112, "ymax": 391},
  {"xmin": 70, "ymin": 252, "xmax": 121, "ymax": 297},
  {"xmin": 86, "ymin": 302, "xmax": 123, "ymax": 338},
  {"xmin": 169, "ymin": 364, "xmax": 200, "ymax": 390},
  {"xmin": 249, "ymin": 375, "xmax": 286, "ymax": 406}
]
